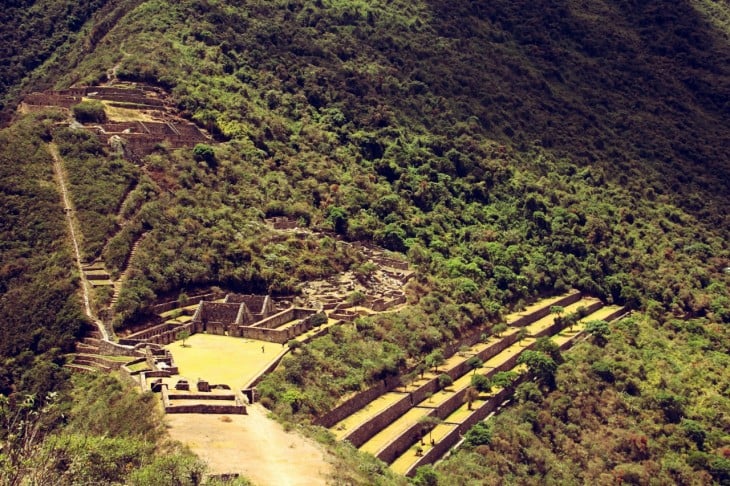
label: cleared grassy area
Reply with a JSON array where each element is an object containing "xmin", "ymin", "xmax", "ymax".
[
  {"xmin": 166, "ymin": 333, "xmax": 281, "ymax": 389},
  {"xmin": 126, "ymin": 361, "xmax": 150, "ymax": 372},
  {"xmin": 89, "ymin": 279, "xmax": 114, "ymax": 286},
  {"xmin": 84, "ymin": 269, "xmax": 110, "ymax": 276},
  {"xmin": 99, "ymin": 354, "xmax": 135, "ymax": 362},
  {"xmin": 482, "ymin": 337, "xmax": 534, "ymax": 370},
  {"xmin": 331, "ymin": 391, "xmax": 408, "ymax": 440},
  {"xmin": 98, "ymin": 100, "xmax": 159, "ymax": 122},
  {"xmin": 444, "ymin": 397, "xmax": 489, "ymax": 424}
]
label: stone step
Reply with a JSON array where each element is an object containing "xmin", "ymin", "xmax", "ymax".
[
  {"xmin": 75, "ymin": 342, "xmax": 99, "ymax": 353},
  {"xmin": 71, "ymin": 356, "xmax": 111, "ymax": 371},
  {"xmin": 82, "ymin": 337, "xmax": 101, "ymax": 347},
  {"xmin": 64, "ymin": 363, "xmax": 98, "ymax": 373}
]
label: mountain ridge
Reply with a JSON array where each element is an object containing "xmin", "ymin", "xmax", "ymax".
[{"xmin": 1, "ymin": 1, "xmax": 728, "ymax": 484}]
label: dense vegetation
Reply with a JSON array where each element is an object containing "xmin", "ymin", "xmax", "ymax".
[
  {"xmin": 1, "ymin": 372, "xmax": 247, "ymax": 485},
  {"xmin": 0, "ymin": 111, "xmax": 87, "ymax": 398},
  {"xmin": 436, "ymin": 314, "xmax": 730, "ymax": 484},
  {"xmin": 1, "ymin": 0, "xmax": 729, "ymax": 484}
]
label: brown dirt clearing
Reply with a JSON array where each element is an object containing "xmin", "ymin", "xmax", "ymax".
[{"xmin": 165, "ymin": 404, "xmax": 333, "ymax": 486}]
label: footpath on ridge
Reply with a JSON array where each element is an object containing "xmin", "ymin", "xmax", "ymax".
[
  {"xmin": 49, "ymin": 143, "xmax": 111, "ymax": 341},
  {"xmin": 322, "ymin": 291, "xmax": 627, "ymax": 476}
]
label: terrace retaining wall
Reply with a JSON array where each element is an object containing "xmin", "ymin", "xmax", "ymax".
[
  {"xmin": 509, "ymin": 290, "xmax": 582, "ymax": 328},
  {"xmin": 404, "ymin": 377, "xmax": 527, "ymax": 476},
  {"xmin": 316, "ymin": 379, "xmax": 397, "ymax": 428},
  {"xmin": 316, "ymin": 294, "xmax": 569, "ymax": 431},
  {"xmin": 375, "ymin": 408, "xmax": 441, "ymax": 464},
  {"xmin": 402, "ymin": 307, "xmax": 628, "ymax": 474}
]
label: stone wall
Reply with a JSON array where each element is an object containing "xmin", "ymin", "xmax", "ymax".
[
  {"xmin": 250, "ymin": 308, "xmax": 316, "ymax": 330},
  {"xmin": 150, "ymin": 291, "xmax": 223, "ymax": 314},
  {"xmin": 120, "ymin": 322, "xmax": 197, "ymax": 346},
  {"xmin": 225, "ymin": 294, "xmax": 272, "ymax": 314},
  {"xmin": 199, "ymin": 302, "xmax": 243, "ymax": 325},
  {"xmin": 315, "ymin": 380, "xmax": 394, "ymax": 428},
  {"xmin": 510, "ymin": 290, "xmax": 582, "ymax": 328},
  {"xmin": 402, "ymin": 308, "xmax": 630, "ymax": 474},
  {"xmin": 376, "ymin": 409, "xmax": 441, "ymax": 464},
  {"xmin": 96, "ymin": 339, "xmax": 144, "ymax": 357},
  {"xmin": 367, "ymin": 294, "xmax": 406, "ymax": 312},
  {"xmin": 161, "ymin": 387, "xmax": 246, "ymax": 414},
  {"xmin": 265, "ymin": 217, "xmax": 299, "ymax": 230},
  {"xmin": 404, "ymin": 378, "xmax": 526, "ymax": 476},
  {"xmin": 343, "ymin": 393, "xmax": 412, "ymax": 448}
]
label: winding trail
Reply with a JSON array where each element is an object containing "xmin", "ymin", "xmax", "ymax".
[{"xmin": 49, "ymin": 143, "xmax": 112, "ymax": 341}]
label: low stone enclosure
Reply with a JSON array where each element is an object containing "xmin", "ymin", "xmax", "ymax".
[
  {"xmin": 160, "ymin": 380, "xmax": 246, "ymax": 415},
  {"xmin": 317, "ymin": 290, "xmax": 629, "ymax": 476},
  {"xmin": 22, "ymin": 84, "xmax": 209, "ymax": 158},
  {"xmin": 119, "ymin": 293, "xmax": 320, "ymax": 346}
]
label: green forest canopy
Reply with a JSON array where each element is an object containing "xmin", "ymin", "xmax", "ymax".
[{"xmin": 0, "ymin": 0, "xmax": 728, "ymax": 484}]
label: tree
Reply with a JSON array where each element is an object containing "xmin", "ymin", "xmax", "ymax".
[
  {"xmin": 176, "ymin": 329, "xmax": 190, "ymax": 347},
  {"xmin": 192, "ymin": 143, "xmax": 216, "ymax": 167},
  {"xmin": 417, "ymin": 416, "xmax": 443, "ymax": 445},
  {"xmin": 401, "ymin": 371, "xmax": 417, "ymax": 392},
  {"xmin": 286, "ymin": 340, "xmax": 302, "ymax": 352},
  {"xmin": 464, "ymin": 386, "xmax": 480, "ymax": 410},
  {"xmin": 585, "ymin": 319, "xmax": 610, "ymax": 346},
  {"xmin": 682, "ymin": 419, "xmax": 706, "ymax": 450},
  {"xmin": 493, "ymin": 323, "xmax": 508, "ymax": 337},
  {"xmin": 309, "ymin": 312, "xmax": 328, "ymax": 327},
  {"xmin": 438, "ymin": 373, "xmax": 453, "ymax": 390},
  {"xmin": 465, "ymin": 356, "xmax": 483, "ymax": 375},
  {"xmin": 517, "ymin": 326, "xmax": 529, "ymax": 345},
  {"xmin": 463, "ymin": 421, "xmax": 492, "ymax": 447},
  {"xmin": 416, "ymin": 363, "xmax": 427, "ymax": 380},
  {"xmin": 72, "ymin": 100, "xmax": 106, "ymax": 123},
  {"xmin": 517, "ymin": 350, "xmax": 557, "ymax": 390},
  {"xmin": 550, "ymin": 305, "xmax": 565, "ymax": 325},
  {"xmin": 425, "ymin": 350, "xmax": 445, "ymax": 373},
  {"xmin": 0, "ymin": 393, "xmax": 59, "ymax": 485},
  {"xmin": 326, "ymin": 205, "xmax": 348, "ymax": 234},
  {"xmin": 533, "ymin": 336, "xmax": 563, "ymax": 364},
  {"xmin": 492, "ymin": 370, "xmax": 518, "ymax": 389},
  {"xmin": 411, "ymin": 465, "xmax": 438, "ymax": 486},
  {"xmin": 471, "ymin": 374, "xmax": 492, "ymax": 395}
]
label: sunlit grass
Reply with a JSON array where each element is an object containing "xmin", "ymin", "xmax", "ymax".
[{"xmin": 166, "ymin": 333, "xmax": 282, "ymax": 389}]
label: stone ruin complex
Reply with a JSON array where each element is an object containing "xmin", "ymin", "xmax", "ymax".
[
  {"xmin": 298, "ymin": 241, "xmax": 412, "ymax": 319},
  {"xmin": 21, "ymin": 84, "xmax": 209, "ymax": 160},
  {"xmin": 119, "ymin": 293, "xmax": 320, "ymax": 346},
  {"xmin": 67, "ymin": 233, "xmax": 415, "ymax": 415}
]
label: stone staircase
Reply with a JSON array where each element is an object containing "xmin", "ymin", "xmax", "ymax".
[
  {"xmin": 111, "ymin": 234, "xmax": 145, "ymax": 306},
  {"xmin": 65, "ymin": 330, "xmax": 122, "ymax": 373}
]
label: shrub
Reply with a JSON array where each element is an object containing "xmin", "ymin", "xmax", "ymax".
[
  {"xmin": 192, "ymin": 143, "xmax": 216, "ymax": 167},
  {"xmin": 72, "ymin": 100, "xmax": 106, "ymax": 123}
]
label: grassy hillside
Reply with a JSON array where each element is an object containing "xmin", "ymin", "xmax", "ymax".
[{"xmin": 1, "ymin": 0, "xmax": 729, "ymax": 483}]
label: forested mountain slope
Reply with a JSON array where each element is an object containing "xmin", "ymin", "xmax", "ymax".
[{"xmin": 1, "ymin": 0, "xmax": 729, "ymax": 484}]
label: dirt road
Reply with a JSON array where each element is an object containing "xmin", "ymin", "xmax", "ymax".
[{"xmin": 165, "ymin": 404, "xmax": 333, "ymax": 486}]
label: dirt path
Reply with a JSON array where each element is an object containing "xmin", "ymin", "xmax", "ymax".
[
  {"xmin": 165, "ymin": 405, "xmax": 333, "ymax": 486},
  {"xmin": 48, "ymin": 143, "xmax": 112, "ymax": 341}
]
